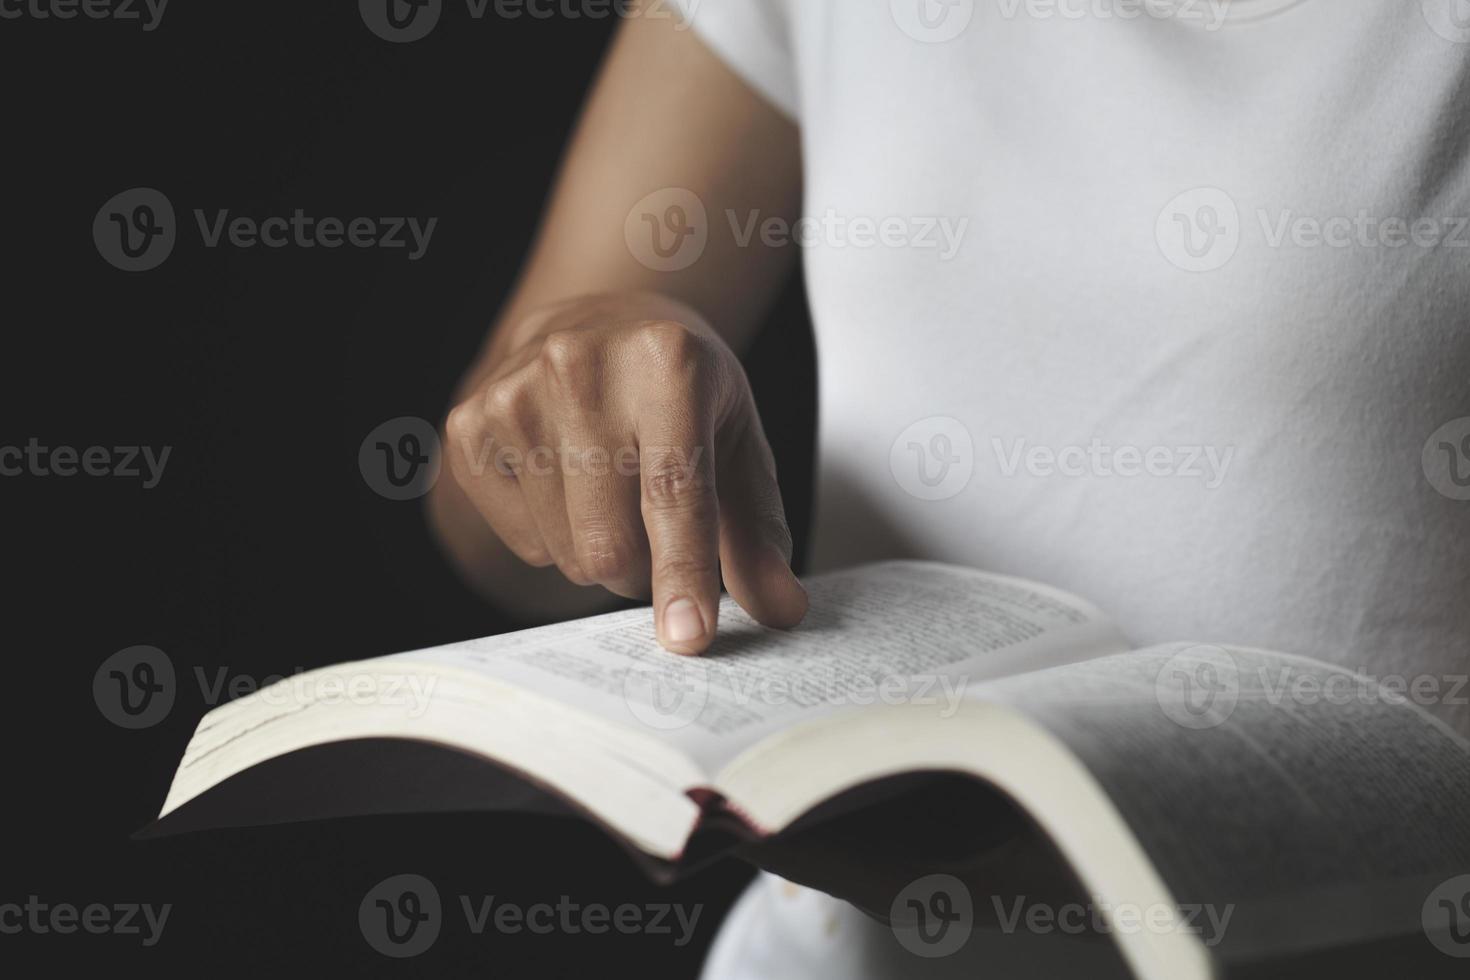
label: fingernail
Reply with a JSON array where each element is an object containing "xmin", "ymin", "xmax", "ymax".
[{"xmin": 663, "ymin": 598, "xmax": 705, "ymax": 644}]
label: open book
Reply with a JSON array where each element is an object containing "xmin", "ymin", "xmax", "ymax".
[{"xmin": 154, "ymin": 562, "xmax": 1470, "ymax": 979}]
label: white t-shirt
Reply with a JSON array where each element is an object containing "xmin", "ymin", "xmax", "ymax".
[{"xmin": 668, "ymin": 1, "xmax": 1470, "ymax": 976}]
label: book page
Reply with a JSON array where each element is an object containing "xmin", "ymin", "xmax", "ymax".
[
  {"xmin": 399, "ymin": 561, "xmax": 1127, "ymax": 774},
  {"xmin": 974, "ymin": 644, "xmax": 1470, "ymax": 965}
]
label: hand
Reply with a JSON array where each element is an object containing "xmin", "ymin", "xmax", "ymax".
[{"xmin": 444, "ymin": 293, "xmax": 808, "ymax": 654}]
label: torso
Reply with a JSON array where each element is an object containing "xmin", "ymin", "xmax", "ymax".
[{"xmin": 789, "ymin": 0, "xmax": 1470, "ymax": 735}]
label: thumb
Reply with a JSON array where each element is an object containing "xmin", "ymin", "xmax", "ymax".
[{"xmin": 717, "ymin": 415, "xmax": 808, "ymax": 630}]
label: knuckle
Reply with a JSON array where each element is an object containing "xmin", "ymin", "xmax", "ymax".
[
  {"xmin": 637, "ymin": 320, "xmax": 703, "ymax": 369},
  {"xmin": 642, "ymin": 451, "xmax": 714, "ymax": 511},
  {"xmin": 508, "ymin": 539, "xmax": 554, "ymax": 568},
  {"xmin": 751, "ymin": 481, "xmax": 790, "ymax": 531},
  {"xmin": 576, "ymin": 529, "xmax": 639, "ymax": 583},
  {"xmin": 580, "ymin": 550, "xmax": 628, "ymax": 584},
  {"xmin": 539, "ymin": 330, "xmax": 593, "ymax": 384},
  {"xmin": 557, "ymin": 558, "xmax": 594, "ymax": 587},
  {"xmin": 654, "ymin": 552, "xmax": 718, "ymax": 586},
  {"xmin": 482, "ymin": 377, "xmax": 530, "ymax": 425},
  {"xmin": 759, "ymin": 507, "xmax": 794, "ymax": 556},
  {"xmin": 768, "ymin": 523, "xmax": 795, "ymax": 560},
  {"xmin": 444, "ymin": 401, "xmax": 481, "ymax": 442},
  {"xmin": 444, "ymin": 405, "xmax": 487, "ymax": 485}
]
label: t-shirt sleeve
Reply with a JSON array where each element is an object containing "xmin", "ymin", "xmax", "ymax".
[{"xmin": 667, "ymin": 0, "xmax": 799, "ymax": 121}]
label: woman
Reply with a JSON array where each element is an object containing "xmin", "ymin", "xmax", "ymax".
[{"xmin": 428, "ymin": 1, "xmax": 1470, "ymax": 974}]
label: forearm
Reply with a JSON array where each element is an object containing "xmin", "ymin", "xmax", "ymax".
[{"xmin": 427, "ymin": 9, "xmax": 802, "ymax": 623}]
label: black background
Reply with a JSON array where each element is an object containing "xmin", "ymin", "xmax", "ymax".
[{"xmin": 2, "ymin": 2, "xmax": 816, "ymax": 975}]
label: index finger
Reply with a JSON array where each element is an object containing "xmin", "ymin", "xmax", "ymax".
[{"xmin": 637, "ymin": 407, "xmax": 722, "ymax": 655}]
